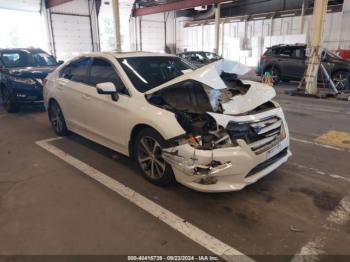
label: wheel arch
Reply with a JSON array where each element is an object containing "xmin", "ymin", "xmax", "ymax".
[
  {"xmin": 47, "ymin": 98, "xmax": 68, "ymax": 122},
  {"xmin": 263, "ymin": 63, "xmax": 282, "ymax": 74},
  {"xmin": 331, "ymin": 68, "xmax": 349, "ymax": 78},
  {"xmin": 47, "ymin": 98, "xmax": 59, "ymax": 117},
  {"xmin": 129, "ymin": 124, "xmax": 156, "ymax": 158}
]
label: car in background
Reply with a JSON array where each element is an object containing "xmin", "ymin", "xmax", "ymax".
[
  {"xmin": 256, "ymin": 44, "xmax": 350, "ymax": 90},
  {"xmin": 177, "ymin": 51, "xmax": 222, "ymax": 68},
  {"xmin": 44, "ymin": 52, "xmax": 290, "ymax": 192},
  {"xmin": 0, "ymin": 48, "xmax": 61, "ymax": 113}
]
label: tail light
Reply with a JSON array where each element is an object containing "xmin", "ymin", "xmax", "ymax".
[{"xmin": 260, "ymin": 55, "xmax": 268, "ymax": 60}]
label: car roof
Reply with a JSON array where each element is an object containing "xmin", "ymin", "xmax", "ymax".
[
  {"xmin": 0, "ymin": 48, "xmax": 45, "ymax": 53},
  {"xmin": 177, "ymin": 51, "xmax": 211, "ymax": 54},
  {"xmin": 103, "ymin": 51, "xmax": 176, "ymax": 59},
  {"xmin": 269, "ymin": 44, "xmax": 307, "ymax": 49}
]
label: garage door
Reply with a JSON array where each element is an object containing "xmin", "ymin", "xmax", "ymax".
[
  {"xmin": 141, "ymin": 19, "xmax": 165, "ymax": 52},
  {"xmin": 51, "ymin": 13, "xmax": 93, "ymax": 61},
  {"xmin": 0, "ymin": 0, "xmax": 40, "ymax": 12}
]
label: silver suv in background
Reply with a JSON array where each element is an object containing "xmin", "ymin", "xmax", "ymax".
[{"xmin": 256, "ymin": 44, "xmax": 350, "ymax": 90}]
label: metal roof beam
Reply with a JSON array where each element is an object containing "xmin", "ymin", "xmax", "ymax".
[
  {"xmin": 133, "ymin": 0, "xmax": 226, "ymax": 17},
  {"xmin": 46, "ymin": 0, "xmax": 73, "ymax": 8}
]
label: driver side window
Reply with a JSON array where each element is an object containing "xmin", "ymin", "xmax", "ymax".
[{"xmin": 89, "ymin": 58, "xmax": 128, "ymax": 95}]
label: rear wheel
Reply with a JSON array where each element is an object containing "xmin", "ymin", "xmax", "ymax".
[
  {"xmin": 270, "ymin": 67, "xmax": 281, "ymax": 85},
  {"xmin": 331, "ymin": 70, "xmax": 349, "ymax": 91},
  {"xmin": 48, "ymin": 101, "xmax": 69, "ymax": 136},
  {"xmin": 134, "ymin": 128, "xmax": 175, "ymax": 186},
  {"xmin": 1, "ymin": 87, "xmax": 19, "ymax": 113}
]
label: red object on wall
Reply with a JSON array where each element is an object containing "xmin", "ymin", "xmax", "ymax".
[{"xmin": 335, "ymin": 49, "xmax": 350, "ymax": 60}]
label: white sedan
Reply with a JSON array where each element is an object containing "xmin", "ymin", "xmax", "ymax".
[{"xmin": 44, "ymin": 52, "xmax": 291, "ymax": 192}]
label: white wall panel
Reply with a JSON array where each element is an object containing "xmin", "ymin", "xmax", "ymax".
[
  {"xmin": 50, "ymin": 0, "xmax": 89, "ymax": 15},
  {"xmin": 51, "ymin": 14, "xmax": 92, "ymax": 61},
  {"xmin": 141, "ymin": 18, "xmax": 165, "ymax": 52},
  {"xmin": 0, "ymin": 0, "xmax": 40, "ymax": 12}
]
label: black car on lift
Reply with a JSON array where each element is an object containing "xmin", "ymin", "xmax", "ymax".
[
  {"xmin": 256, "ymin": 44, "xmax": 350, "ymax": 90},
  {"xmin": 0, "ymin": 48, "xmax": 61, "ymax": 113}
]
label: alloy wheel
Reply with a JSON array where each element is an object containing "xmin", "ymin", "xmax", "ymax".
[
  {"xmin": 270, "ymin": 68, "xmax": 280, "ymax": 84},
  {"xmin": 137, "ymin": 136, "xmax": 166, "ymax": 179},
  {"xmin": 50, "ymin": 103, "xmax": 64, "ymax": 133}
]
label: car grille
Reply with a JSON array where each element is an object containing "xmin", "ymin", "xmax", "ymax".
[
  {"xmin": 245, "ymin": 148, "xmax": 288, "ymax": 178},
  {"xmin": 226, "ymin": 116, "xmax": 285, "ymax": 154}
]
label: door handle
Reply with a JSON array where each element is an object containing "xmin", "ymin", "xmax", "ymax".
[
  {"xmin": 82, "ymin": 94, "xmax": 91, "ymax": 100},
  {"xmin": 57, "ymin": 84, "xmax": 64, "ymax": 90}
]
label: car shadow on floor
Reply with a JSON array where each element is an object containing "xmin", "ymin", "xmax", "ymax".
[{"xmin": 0, "ymin": 99, "xmax": 45, "ymax": 115}]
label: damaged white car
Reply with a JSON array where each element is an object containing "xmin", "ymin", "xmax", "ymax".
[{"xmin": 44, "ymin": 52, "xmax": 291, "ymax": 192}]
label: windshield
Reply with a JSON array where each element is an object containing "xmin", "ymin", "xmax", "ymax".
[
  {"xmin": 1, "ymin": 51, "xmax": 58, "ymax": 68},
  {"xmin": 118, "ymin": 56, "xmax": 195, "ymax": 93}
]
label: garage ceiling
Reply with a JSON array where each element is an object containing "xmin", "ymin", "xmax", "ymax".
[{"xmin": 0, "ymin": 0, "xmax": 41, "ymax": 12}]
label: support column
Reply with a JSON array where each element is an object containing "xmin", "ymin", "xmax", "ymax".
[
  {"xmin": 300, "ymin": 0, "xmax": 306, "ymax": 34},
  {"xmin": 304, "ymin": 0, "xmax": 328, "ymax": 95},
  {"xmin": 214, "ymin": 3, "xmax": 221, "ymax": 55},
  {"xmin": 112, "ymin": 0, "xmax": 122, "ymax": 52}
]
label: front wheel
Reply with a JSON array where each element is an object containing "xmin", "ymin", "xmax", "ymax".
[
  {"xmin": 2, "ymin": 87, "xmax": 19, "ymax": 113},
  {"xmin": 134, "ymin": 128, "xmax": 175, "ymax": 186},
  {"xmin": 48, "ymin": 101, "xmax": 69, "ymax": 136}
]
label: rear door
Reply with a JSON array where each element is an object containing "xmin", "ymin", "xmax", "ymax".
[
  {"xmin": 56, "ymin": 57, "xmax": 92, "ymax": 131},
  {"xmin": 278, "ymin": 47, "xmax": 306, "ymax": 80},
  {"xmin": 291, "ymin": 47, "xmax": 307, "ymax": 79}
]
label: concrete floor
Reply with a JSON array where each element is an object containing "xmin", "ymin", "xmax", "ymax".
[{"xmin": 0, "ymin": 85, "xmax": 349, "ymax": 261}]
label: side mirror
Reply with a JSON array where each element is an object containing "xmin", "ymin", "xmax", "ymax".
[
  {"xmin": 96, "ymin": 82, "xmax": 119, "ymax": 101},
  {"xmin": 58, "ymin": 60, "xmax": 64, "ymax": 65}
]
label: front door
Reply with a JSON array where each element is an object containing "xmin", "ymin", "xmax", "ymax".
[{"xmin": 78, "ymin": 57, "xmax": 130, "ymax": 153}]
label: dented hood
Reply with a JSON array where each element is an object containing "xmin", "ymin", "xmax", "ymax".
[
  {"xmin": 221, "ymin": 80, "xmax": 276, "ymax": 115},
  {"xmin": 145, "ymin": 59, "xmax": 276, "ymax": 115},
  {"xmin": 145, "ymin": 59, "xmax": 249, "ymax": 94}
]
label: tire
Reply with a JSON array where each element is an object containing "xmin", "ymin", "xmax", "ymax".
[
  {"xmin": 331, "ymin": 70, "xmax": 349, "ymax": 91},
  {"xmin": 264, "ymin": 67, "xmax": 281, "ymax": 85},
  {"xmin": 134, "ymin": 128, "xmax": 175, "ymax": 186},
  {"xmin": 1, "ymin": 87, "xmax": 19, "ymax": 113},
  {"xmin": 48, "ymin": 100, "xmax": 69, "ymax": 136}
]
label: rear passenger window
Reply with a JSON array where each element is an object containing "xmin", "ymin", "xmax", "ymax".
[
  {"xmin": 279, "ymin": 48, "xmax": 293, "ymax": 57},
  {"xmin": 60, "ymin": 58, "xmax": 91, "ymax": 84},
  {"xmin": 293, "ymin": 48, "xmax": 306, "ymax": 58}
]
